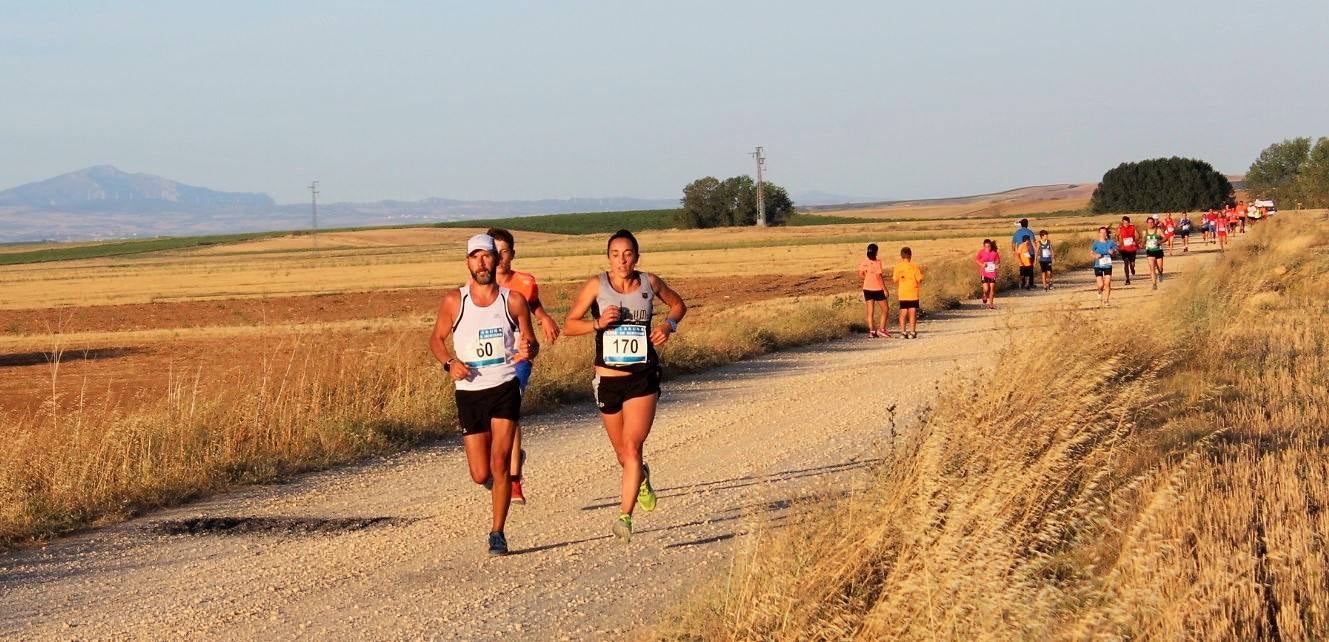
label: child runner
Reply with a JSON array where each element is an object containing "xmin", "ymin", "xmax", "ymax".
[
  {"xmin": 1201, "ymin": 210, "xmax": 1214, "ymax": 244},
  {"xmin": 428, "ymin": 234, "xmax": 537, "ymax": 556},
  {"xmin": 1144, "ymin": 217, "xmax": 1166, "ymax": 290},
  {"xmin": 564, "ymin": 230, "xmax": 687, "ymax": 542},
  {"xmin": 975, "ymin": 239, "xmax": 1000, "ymax": 310},
  {"xmin": 487, "ymin": 228, "xmax": 562, "ymax": 505},
  {"xmin": 1178, "ymin": 212, "xmax": 1193, "ymax": 252},
  {"xmin": 1117, "ymin": 216, "xmax": 1139, "ymax": 286},
  {"xmin": 1016, "ymin": 235, "xmax": 1036, "ymax": 290},
  {"xmin": 1037, "ymin": 229, "xmax": 1055, "ymax": 290},
  {"xmin": 858, "ymin": 243, "xmax": 890, "ymax": 338},
  {"xmin": 892, "ymin": 246, "xmax": 924, "ymax": 339},
  {"xmin": 1091, "ymin": 226, "xmax": 1118, "ymax": 306}
]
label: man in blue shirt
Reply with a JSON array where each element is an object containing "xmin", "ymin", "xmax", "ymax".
[{"xmin": 1011, "ymin": 219, "xmax": 1037, "ymax": 289}]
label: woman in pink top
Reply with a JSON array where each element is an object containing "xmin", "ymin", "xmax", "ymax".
[
  {"xmin": 858, "ymin": 243, "xmax": 889, "ymax": 338},
  {"xmin": 975, "ymin": 239, "xmax": 1000, "ymax": 310}
]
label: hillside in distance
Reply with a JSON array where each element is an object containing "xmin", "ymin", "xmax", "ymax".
[
  {"xmin": 807, "ymin": 183, "xmax": 1096, "ymax": 220},
  {"xmin": 0, "ymin": 165, "xmax": 274, "ymax": 213},
  {"xmin": 0, "ymin": 167, "xmax": 676, "ymax": 243}
]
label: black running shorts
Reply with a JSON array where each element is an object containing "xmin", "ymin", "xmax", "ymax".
[
  {"xmin": 898, "ymin": 299, "xmax": 919, "ymax": 310},
  {"xmin": 594, "ymin": 366, "xmax": 662, "ymax": 415},
  {"xmin": 981, "ymin": 276, "xmax": 996, "ymax": 284},
  {"xmin": 1094, "ymin": 267, "xmax": 1113, "ymax": 277},
  {"xmin": 1146, "ymin": 249, "xmax": 1165, "ymax": 259},
  {"xmin": 1120, "ymin": 250, "xmax": 1137, "ymax": 261},
  {"xmin": 863, "ymin": 289, "xmax": 886, "ymax": 301},
  {"xmin": 1039, "ymin": 261, "xmax": 1053, "ymax": 273},
  {"xmin": 1019, "ymin": 266, "xmax": 1034, "ymax": 277},
  {"xmin": 455, "ymin": 377, "xmax": 521, "ymax": 435}
]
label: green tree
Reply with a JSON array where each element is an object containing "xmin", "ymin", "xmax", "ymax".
[
  {"xmin": 1294, "ymin": 137, "xmax": 1329, "ymax": 208},
  {"xmin": 678, "ymin": 176, "xmax": 725, "ymax": 228},
  {"xmin": 1246, "ymin": 137, "xmax": 1311, "ymax": 204},
  {"xmin": 677, "ymin": 176, "xmax": 795, "ymax": 228},
  {"xmin": 1090, "ymin": 157, "xmax": 1232, "ymax": 213}
]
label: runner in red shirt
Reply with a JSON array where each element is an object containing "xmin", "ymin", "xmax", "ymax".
[
  {"xmin": 488, "ymin": 228, "xmax": 562, "ymax": 505},
  {"xmin": 1117, "ymin": 217, "xmax": 1140, "ymax": 286}
]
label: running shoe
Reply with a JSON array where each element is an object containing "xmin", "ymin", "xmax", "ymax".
[
  {"xmin": 612, "ymin": 513, "xmax": 633, "ymax": 542},
  {"xmin": 638, "ymin": 463, "xmax": 657, "ymax": 512},
  {"xmin": 488, "ymin": 531, "xmax": 508, "ymax": 556},
  {"xmin": 867, "ymin": 330, "xmax": 877, "ymax": 338},
  {"xmin": 1152, "ymin": 283, "xmax": 1157, "ymax": 290},
  {"xmin": 483, "ymin": 476, "xmax": 493, "ymax": 491}
]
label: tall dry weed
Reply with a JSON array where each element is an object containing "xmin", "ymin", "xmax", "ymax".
[{"xmin": 657, "ymin": 211, "xmax": 1329, "ymax": 641}]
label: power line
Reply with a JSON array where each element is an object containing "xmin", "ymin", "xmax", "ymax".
[
  {"xmin": 751, "ymin": 146, "xmax": 766, "ymax": 226},
  {"xmin": 308, "ymin": 180, "xmax": 320, "ymax": 256}
]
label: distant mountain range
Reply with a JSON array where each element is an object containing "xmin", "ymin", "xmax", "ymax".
[{"xmin": 0, "ymin": 166, "xmax": 682, "ymax": 243}]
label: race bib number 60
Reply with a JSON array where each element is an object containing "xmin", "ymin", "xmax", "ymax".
[
  {"xmin": 464, "ymin": 327, "xmax": 509, "ymax": 367},
  {"xmin": 602, "ymin": 325, "xmax": 648, "ymax": 365}
]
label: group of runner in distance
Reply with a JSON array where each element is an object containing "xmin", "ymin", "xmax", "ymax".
[
  {"xmin": 435, "ymin": 201, "xmax": 1269, "ymax": 555},
  {"xmin": 428, "ymin": 229, "xmax": 684, "ymax": 555},
  {"xmin": 858, "ymin": 201, "xmax": 1270, "ymax": 330}
]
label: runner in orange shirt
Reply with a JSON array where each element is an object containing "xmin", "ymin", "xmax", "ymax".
[
  {"xmin": 488, "ymin": 228, "xmax": 561, "ymax": 505},
  {"xmin": 892, "ymin": 247, "xmax": 924, "ymax": 339},
  {"xmin": 858, "ymin": 244, "xmax": 890, "ymax": 338}
]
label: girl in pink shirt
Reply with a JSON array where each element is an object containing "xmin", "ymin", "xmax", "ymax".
[
  {"xmin": 975, "ymin": 239, "xmax": 1000, "ymax": 310},
  {"xmin": 858, "ymin": 243, "xmax": 889, "ymax": 338}
]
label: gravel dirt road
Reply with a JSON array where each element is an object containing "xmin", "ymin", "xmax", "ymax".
[{"xmin": 0, "ymin": 246, "xmax": 1220, "ymax": 640}]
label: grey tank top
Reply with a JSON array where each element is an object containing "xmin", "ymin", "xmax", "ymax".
[{"xmin": 592, "ymin": 271, "xmax": 657, "ymax": 372}]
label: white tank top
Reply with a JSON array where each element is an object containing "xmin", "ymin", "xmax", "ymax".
[{"xmin": 451, "ymin": 285, "xmax": 518, "ymax": 391}]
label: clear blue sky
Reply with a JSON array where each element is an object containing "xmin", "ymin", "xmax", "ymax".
[{"xmin": 2, "ymin": 1, "xmax": 1325, "ymax": 203}]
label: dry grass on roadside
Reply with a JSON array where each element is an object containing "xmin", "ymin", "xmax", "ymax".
[{"xmin": 654, "ymin": 212, "xmax": 1329, "ymax": 641}]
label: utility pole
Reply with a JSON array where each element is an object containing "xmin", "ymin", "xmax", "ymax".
[
  {"xmin": 308, "ymin": 180, "xmax": 320, "ymax": 256},
  {"xmin": 751, "ymin": 146, "xmax": 767, "ymax": 226}
]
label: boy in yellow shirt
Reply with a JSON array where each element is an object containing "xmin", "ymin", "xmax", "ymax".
[{"xmin": 892, "ymin": 247, "xmax": 924, "ymax": 339}]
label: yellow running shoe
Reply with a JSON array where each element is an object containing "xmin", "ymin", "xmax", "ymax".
[
  {"xmin": 612, "ymin": 513, "xmax": 633, "ymax": 542},
  {"xmin": 637, "ymin": 463, "xmax": 657, "ymax": 512}
]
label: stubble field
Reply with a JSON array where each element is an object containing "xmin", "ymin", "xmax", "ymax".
[{"xmin": 0, "ymin": 207, "xmax": 1099, "ymax": 544}]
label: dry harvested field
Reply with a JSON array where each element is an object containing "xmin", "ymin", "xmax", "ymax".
[
  {"xmin": 0, "ymin": 212, "xmax": 1110, "ymax": 417},
  {"xmin": 808, "ymin": 183, "xmax": 1095, "ymax": 220}
]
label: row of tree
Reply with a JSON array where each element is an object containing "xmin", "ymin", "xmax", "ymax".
[
  {"xmin": 677, "ymin": 176, "xmax": 794, "ymax": 228},
  {"xmin": 1245, "ymin": 137, "xmax": 1329, "ymax": 208},
  {"xmin": 1090, "ymin": 157, "xmax": 1232, "ymax": 213}
]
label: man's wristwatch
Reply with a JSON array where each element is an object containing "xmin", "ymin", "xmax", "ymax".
[
  {"xmin": 666, "ymin": 318, "xmax": 679, "ymax": 333},
  {"xmin": 444, "ymin": 358, "xmax": 457, "ymax": 369}
]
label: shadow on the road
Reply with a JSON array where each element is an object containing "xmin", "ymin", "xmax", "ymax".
[
  {"xmin": 580, "ymin": 457, "xmax": 881, "ymax": 510},
  {"xmin": 152, "ymin": 515, "xmax": 420, "ymax": 536},
  {"xmin": 0, "ymin": 347, "xmax": 144, "ymax": 368}
]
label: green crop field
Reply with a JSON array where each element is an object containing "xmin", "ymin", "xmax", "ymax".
[
  {"xmin": 435, "ymin": 208, "xmax": 878, "ymax": 234},
  {"xmin": 0, "ymin": 232, "xmax": 285, "ymax": 266}
]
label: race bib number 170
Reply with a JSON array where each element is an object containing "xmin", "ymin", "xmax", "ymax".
[{"xmin": 602, "ymin": 325, "xmax": 648, "ymax": 365}]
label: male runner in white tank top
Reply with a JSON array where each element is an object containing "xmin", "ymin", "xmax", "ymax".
[{"xmin": 429, "ymin": 234, "xmax": 537, "ymax": 556}]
